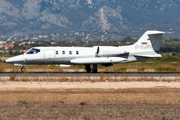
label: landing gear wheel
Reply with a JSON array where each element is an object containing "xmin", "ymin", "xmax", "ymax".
[
  {"xmin": 85, "ymin": 68, "xmax": 91, "ymax": 73},
  {"xmin": 85, "ymin": 64, "xmax": 91, "ymax": 73},
  {"xmin": 21, "ymin": 67, "xmax": 26, "ymax": 73}
]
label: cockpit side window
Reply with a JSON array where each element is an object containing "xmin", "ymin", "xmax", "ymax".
[{"xmin": 26, "ymin": 48, "xmax": 40, "ymax": 54}]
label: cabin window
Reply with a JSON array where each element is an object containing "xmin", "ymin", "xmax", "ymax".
[
  {"xmin": 62, "ymin": 51, "xmax": 65, "ymax": 54},
  {"xmin": 76, "ymin": 51, "xmax": 79, "ymax": 55},
  {"xmin": 26, "ymin": 48, "xmax": 40, "ymax": 54},
  {"xmin": 56, "ymin": 51, "xmax": 58, "ymax": 54},
  {"xmin": 69, "ymin": 51, "xmax": 72, "ymax": 55}
]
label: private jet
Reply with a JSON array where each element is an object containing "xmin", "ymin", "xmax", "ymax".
[{"xmin": 5, "ymin": 30, "xmax": 165, "ymax": 73}]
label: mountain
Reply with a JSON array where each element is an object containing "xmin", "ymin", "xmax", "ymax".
[{"xmin": 0, "ymin": 0, "xmax": 180, "ymax": 38}]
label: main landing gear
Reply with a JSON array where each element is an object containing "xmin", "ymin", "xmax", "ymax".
[
  {"xmin": 85, "ymin": 64, "xmax": 98, "ymax": 73},
  {"xmin": 21, "ymin": 67, "xmax": 26, "ymax": 73},
  {"xmin": 85, "ymin": 64, "xmax": 91, "ymax": 73}
]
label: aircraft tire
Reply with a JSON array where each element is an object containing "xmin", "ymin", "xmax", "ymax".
[
  {"xmin": 21, "ymin": 67, "xmax": 26, "ymax": 73},
  {"xmin": 85, "ymin": 68, "xmax": 91, "ymax": 73},
  {"xmin": 85, "ymin": 64, "xmax": 91, "ymax": 73}
]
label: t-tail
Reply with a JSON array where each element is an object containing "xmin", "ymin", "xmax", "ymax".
[{"xmin": 130, "ymin": 30, "xmax": 165, "ymax": 58}]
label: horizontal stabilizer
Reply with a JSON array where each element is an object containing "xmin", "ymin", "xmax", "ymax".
[
  {"xmin": 147, "ymin": 31, "xmax": 164, "ymax": 35},
  {"xmin": 134, "ymin": 54, "xmax": 162, "ymax": 58}
]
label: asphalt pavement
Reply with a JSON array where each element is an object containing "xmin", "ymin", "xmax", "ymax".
[{"xmin": 0, "ymin": 72, "xmax": 179, "ymax": 77}]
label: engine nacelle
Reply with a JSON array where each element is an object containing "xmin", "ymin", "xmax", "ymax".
[{"xmin": 96, "ymin": 46, "xmax": 125, "ymax": 57}]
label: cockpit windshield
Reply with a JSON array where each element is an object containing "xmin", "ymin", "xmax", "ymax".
[{"xmin": 26, "ymin": 48, "xmax": 40, "ymax": 54}]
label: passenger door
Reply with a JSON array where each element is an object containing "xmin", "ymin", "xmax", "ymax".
[{"xmin": 44, "ymin": 50, "xmax": 55, "ymax": 64}]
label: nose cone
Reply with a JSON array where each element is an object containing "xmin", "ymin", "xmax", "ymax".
[
  {"xmin": 5, "ymin": 55, "xmax": 25, "ymax": 64},
  {"xmin": 5, "ymin": 57, "xmax": 16, "ymax": 63},
  {"xmin": 4, "ymin": 58, "xmax": 9, "ymax": 63}
]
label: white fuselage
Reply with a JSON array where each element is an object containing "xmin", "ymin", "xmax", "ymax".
[{"xmin": 6, "ymin": 46, "xmax": 131, "ymax": 65}]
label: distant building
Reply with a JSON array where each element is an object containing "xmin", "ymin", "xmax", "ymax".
[
  {"xmin": 75, "ymin": 32, "xmax": 79, "ymax": 35},
  {"xmin": 4, "ymin": 44, "xmax": 14, "ymax": 50},
  {"xmin": 51, "ymin": 42, "xmax": 56, "ymax": 45},
  {"xmin": 44, "ymin": 35, "xmax": 48, "ymax": 38},
  {"xmin": 31, "ymin": 37, "xmax": 38, "ymax": 40},
  {"xmin": 38, "ymin": 35, "xmax": 43, "ymax": 38},
  {"xmin": 0, "ymin": 41, "xmax": 6, "ymax": 44},
  {"xmin": 19, "ymin": 41, "xmax": 34, "ymax": 46}
]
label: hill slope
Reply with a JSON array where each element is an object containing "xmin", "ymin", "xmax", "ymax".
[{"xmin": 0, "ymin": 0, "xmax": 180, "ymax": 37}]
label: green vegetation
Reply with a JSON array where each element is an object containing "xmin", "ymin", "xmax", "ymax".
[
  {"xmin": 152, "ymin": 55, "xmax": 180, "ymax": 62},
  {"xmin": 155, "ymin": 67, "xmax": 177, "ymax": 72},
  {"xmin": 160, "ymin": 38, "xmax": 180, "ymax": 54}
]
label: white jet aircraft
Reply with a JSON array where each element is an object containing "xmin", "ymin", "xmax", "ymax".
[{"xmin": 5, "ymin": 30, "xmax": 165, "ymax": 73}]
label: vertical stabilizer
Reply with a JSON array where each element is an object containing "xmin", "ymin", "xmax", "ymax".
[{"xmin": 133, "ymin": 30, "xmax": 164, "ymax": 52}]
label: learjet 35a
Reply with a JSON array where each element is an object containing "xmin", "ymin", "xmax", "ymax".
[{"xmin": 5, "ymin": 30, "xmax": 165, "ymax": 73}]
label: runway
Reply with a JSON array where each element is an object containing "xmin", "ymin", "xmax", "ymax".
[{"xmin": 0, "ymin": 72, "xmax": 179, "ymax": 77}]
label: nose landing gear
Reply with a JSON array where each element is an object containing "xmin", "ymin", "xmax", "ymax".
[{"xmin": 21, "ymin": 67, "xmax": 26, "ymax": 73}]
